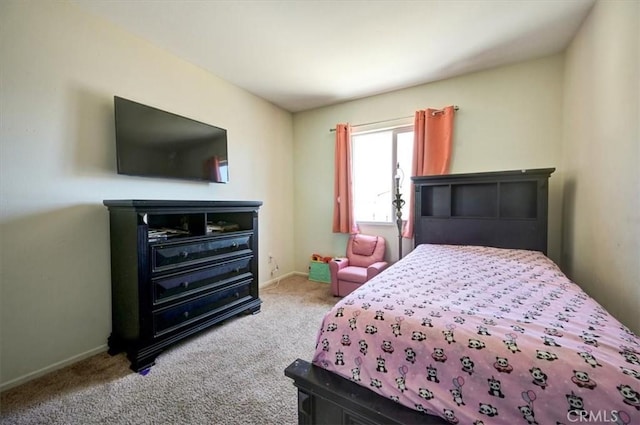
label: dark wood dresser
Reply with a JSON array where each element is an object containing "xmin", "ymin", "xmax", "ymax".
[{"xmin": 103, "ymin": 199, "xmax": 262, "ymax": 372}]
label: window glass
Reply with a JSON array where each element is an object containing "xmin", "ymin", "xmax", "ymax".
[{"xmin": 352, "ymin": 127, "xmax": 413, "ymax": 223}]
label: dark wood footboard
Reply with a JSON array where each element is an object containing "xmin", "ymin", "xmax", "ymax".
[{"xmin": 285, "ymin": 359, "xmax": 447, "ymax": 425}]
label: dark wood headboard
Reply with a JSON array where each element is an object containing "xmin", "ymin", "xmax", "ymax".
[{"xmin": 412, "ymin": 168, "xmax": 555, "ymax": 254}]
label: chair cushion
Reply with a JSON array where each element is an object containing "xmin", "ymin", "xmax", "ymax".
[
  {"xmin": 337, "ymin": 266, "xmax": 368, "ymax": 284},
  {"xmin": 351, "ymin": 234, "xmax": 378, "ymax": 257}
]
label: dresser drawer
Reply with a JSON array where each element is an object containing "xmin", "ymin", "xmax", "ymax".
[
  {"xmin": 151, "ymin": 233, "xmax": 252, "ymax": 273},
  {"xmin": 153, "ymin": 256, "xmax": 253, "ymax": 304},
  {"xmin": 153, "ymin": 280, "xmax": 253, "ymax": 336}
]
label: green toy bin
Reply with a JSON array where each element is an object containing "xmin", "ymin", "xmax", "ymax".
[{"xmin": 309, "ymin": 261, "xmax": 331, "ymax": 283}]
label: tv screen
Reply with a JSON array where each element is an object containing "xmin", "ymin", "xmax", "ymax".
[{"xmin": 114, "ymin": 96, "xmax": 228, "ymax": 183}]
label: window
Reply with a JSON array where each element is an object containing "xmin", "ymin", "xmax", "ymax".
[{"xmin": 352, "ymin": 126, "xmax": 413, "ymax": 223}]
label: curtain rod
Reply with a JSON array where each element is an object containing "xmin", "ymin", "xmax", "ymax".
[{"xmin": 329, "ymin": 105, "xmax": 459, "ymax": 132}]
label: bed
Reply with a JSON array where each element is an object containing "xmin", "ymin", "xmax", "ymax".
[{"xmin": 285, "ymin": 168, "xmax": 640, "ymax": 425}]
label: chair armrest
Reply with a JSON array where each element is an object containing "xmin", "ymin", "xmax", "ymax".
[
  {"xmin": 329, "ymin": 258, "xmax": 349, "ymax": 295},
  {"xmin": 329, "ymin": 257, "xmax": 349, "ymax": 274},
  {"xmin": 367, "ymin": 261, "xmax": 388, "ymax": 279}
]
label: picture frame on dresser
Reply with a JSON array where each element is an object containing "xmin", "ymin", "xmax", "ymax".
[{"xmin": 103, "ymin": 199, "xmax": 262, "ymax": 372}]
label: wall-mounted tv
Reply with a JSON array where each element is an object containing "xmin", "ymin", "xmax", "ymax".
[{"xmin": 114, "ymin": 96, "xmax": 228, "ymax": 183}]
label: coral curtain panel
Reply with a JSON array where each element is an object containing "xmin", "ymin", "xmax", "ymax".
[
  {"xmin": 403, "ymin": 106, "xmax": 455, "ymax": 238},
  {"xmin": 332, "ymin": 124, "xmax": 357, "ymax": 234}
]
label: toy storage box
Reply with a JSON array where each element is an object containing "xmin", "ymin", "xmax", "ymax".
[{"xmin": 309, "ymin": 261, "xmax": 331, "ymax": 283}]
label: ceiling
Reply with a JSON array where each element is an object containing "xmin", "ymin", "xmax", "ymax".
[{"xmin": 72, "ymin": 0, "xmax": 596, "ymax": 113}]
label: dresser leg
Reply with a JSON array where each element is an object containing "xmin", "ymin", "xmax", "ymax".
[
  {"xmin": 107, "ymin": 334, "xmax": 124, "ymax": 356},
  {"xmin": 128, "ymin": 353, "xmax": 157, "ymax": 373},
  {"xmin": 138, "ymin": 367, "xmax": 152, "ymax": 376}
]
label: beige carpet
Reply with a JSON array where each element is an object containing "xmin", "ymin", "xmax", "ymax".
[{"xmin": 0, "ymin": 275, "xmax": 337, "ymax": 425}]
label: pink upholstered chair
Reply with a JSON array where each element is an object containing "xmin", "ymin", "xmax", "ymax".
[{"xmin": 329, "ymin": 234, "xmax": 388, "ymax": 297}]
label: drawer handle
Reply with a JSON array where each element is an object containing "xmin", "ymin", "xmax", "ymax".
[
  {"xmin": 180, "ymin": 281, "xmax": 189, "ymax": 289},
  {"xmin": 234, "ymin": 292, "xmax": 240, "ymax": 298},
  {"xmin": 183, "ymin": 311, "xmax": 190, "ymax": 318},
  {"xmin": 180, "ymin": 251, "xmax": 189, "ymax": 259},
  {"xmin": 231, "ymin": 242, "xmax": 238, "ymax": 249},
  {"xmin": 233, "ymin": 268, "xmax": 240, "ymax": 274}
]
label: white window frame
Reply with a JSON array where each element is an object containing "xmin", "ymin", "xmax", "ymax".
[{"xmin": 351, "ymin": 125, "xmax": 413, "ymax": 225}]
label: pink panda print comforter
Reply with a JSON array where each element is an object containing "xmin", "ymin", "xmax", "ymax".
[{"xmin": 312, "ymin": 244, "xmax": 640, "ymax": 425}]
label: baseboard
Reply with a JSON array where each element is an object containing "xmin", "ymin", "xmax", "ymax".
[
  {"xmin": 2, "ymin": 273, "xmax": 314, "ymax": 391},
  {"xmin": 260, "ymin": 271, "xmax": 318, "ymax": 290},
  {"xmin": 260, "ymin": 271, "xmax": 299, "ymax": 288},
  {"xmin": 0, "ymin": 344, "xmax": 108, "ymax": 392}
]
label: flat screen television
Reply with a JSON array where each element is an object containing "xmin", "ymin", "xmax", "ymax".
[{"xmin": 114, "ymin": 96, "xmax": 228, "ymax": 183}]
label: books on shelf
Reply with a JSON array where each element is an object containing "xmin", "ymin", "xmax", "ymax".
[
  {"xmin": 207, "ymin": 221, "xmax": 240, "ymax": 233},
  {"xmin": 148, "ymin": 227, "xmax": 190, "ymax": 242},
  {"xmin": 147, "ymin": 221, "xmax": 240, "ymax": 241}
]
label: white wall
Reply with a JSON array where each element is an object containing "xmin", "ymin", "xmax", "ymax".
[
  {"xmin": 562, "ymin": 0, "xmax": 639, "ymax": 334},
  {"xmin": 0, "ymin": 1, "xmax": 294, "ymax": 388},
  {"xmin": 293, "ymin": 56, "xmax": 565, "ymax": 271}
]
